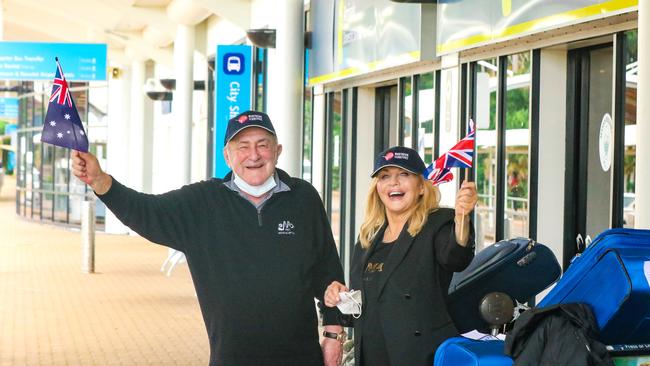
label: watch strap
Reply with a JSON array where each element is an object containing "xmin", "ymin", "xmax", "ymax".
[{"xmin": 323, "ymin": 330, "xmax": 346, "ymax": 343}]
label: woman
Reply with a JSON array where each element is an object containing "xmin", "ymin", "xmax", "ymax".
[{"xmin": 324, "ymin": 146, "xmax": 478, "ymax": 366}]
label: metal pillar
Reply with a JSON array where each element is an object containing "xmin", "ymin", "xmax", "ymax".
[{"xmin": 81, "ymin": 200, "xmax": 95, "ymax": 273}]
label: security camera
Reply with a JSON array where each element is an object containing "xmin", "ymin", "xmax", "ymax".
[
  {"xmin": 246, "ymin": 29, "xmax": 276, "ymax": 49},
  {"xmin": 144, "ymin": 78, "xmax": 173, "ymax": 101}
]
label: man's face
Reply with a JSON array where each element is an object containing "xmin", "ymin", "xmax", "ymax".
[{"xmin": 224, "ymin": 127, "xmax": 282, "ymax": 186}]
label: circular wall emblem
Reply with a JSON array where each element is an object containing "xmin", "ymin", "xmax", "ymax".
[{"xmin": 599, "ymin": 113, "xmax": 613, "ymax": 172}]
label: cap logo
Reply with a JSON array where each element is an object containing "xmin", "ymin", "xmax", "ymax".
[
  {"xmin": 384, "ymin": 152, "xmax": 394, "ymax": 160},
  {"xmin": 238, "ymin": 115, "xmax": 248, "ymax": 124},
  {"xmin": 248, "ymin": 114, "xmax": 264, "ymax": 121},
  {"xmin": 394, "ymin": 152, "xmax": 409, "ymax": 159}
]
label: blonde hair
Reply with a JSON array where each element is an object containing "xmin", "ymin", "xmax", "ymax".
[{"xmin": 358, "ymin": 174, "xmax": 441, "ymax": 248}]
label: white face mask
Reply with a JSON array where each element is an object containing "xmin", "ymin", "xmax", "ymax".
[
  {"xmin": 233, "ymin": 172, "xmax": 277, "ymax": 197},
  {"xmin": 337, "ymin": 290, "xmax": 362, "ymax": 319}
]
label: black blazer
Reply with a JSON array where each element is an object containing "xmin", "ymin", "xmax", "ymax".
[{"xmin": 349, "ymin": 208, "xmax": 474, "ymax": 366}]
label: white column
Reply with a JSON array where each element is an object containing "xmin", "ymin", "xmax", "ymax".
[
  {"xmin": 128, "ymin": 59, "xmax": 153, "ymax": 193},
  {"xmin": 636, "ymin": 3, "xmax": 650, "ymax": 228},
  {"xmin": 172, "ymin": 24, "xmax": 195, "ymax": 186},
  {"xmin": 266, "ymin": 0, "xmax": 304, "ymax": 177},
  {"xmin": 105, "ymin": 65, "xmax": 131, "ymax": 234},
  {"xmin": 0, "ymin": 0, "xmax": 4, "ymax": 40}
]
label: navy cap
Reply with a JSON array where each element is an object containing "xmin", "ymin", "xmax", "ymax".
[
  {"xmin": 371, "ymin": 146, "xmax": 426, "ymax": 177},
  {"xmin": 224, "ymin": 110, "xmax": 276, "ymax": 145}
]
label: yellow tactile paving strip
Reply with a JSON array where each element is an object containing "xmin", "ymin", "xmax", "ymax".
[{"xmin": 0, "ymin": 176, "xmax": 208, "ymax": 366}]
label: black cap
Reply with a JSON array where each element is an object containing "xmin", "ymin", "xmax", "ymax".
[
  {"xmin": 371, "ymin": 146, "xmax": 426, "ymax": 177},
  {"xmin": 224, "ymin": 110, "xmax": 276, "ymax": 145}
]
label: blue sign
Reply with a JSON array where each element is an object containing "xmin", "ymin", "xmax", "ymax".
[
  {"xmin": 0, "ymin": 42, "xmax": 107, "ymax": 81},
  {"xmin": 0, "ymin": 98, "xmax": 18, "ymax": 120},
  {"xmin": 215, "ymin": 45, "xmax": 252, "ymax": 178}
]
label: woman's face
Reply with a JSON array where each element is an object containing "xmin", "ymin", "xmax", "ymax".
[{"xmin": 375, "ymin": 167, "xmax": 424, "ymax": 217}]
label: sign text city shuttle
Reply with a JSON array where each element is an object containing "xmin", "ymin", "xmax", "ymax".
[{"xmin": 214, "ymin": 45, "xmax": 252, "ymax": 178}]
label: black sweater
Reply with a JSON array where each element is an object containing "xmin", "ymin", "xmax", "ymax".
[{"xmin": 99, "ymin": 169, "xmax": 344, "ymax": 366}]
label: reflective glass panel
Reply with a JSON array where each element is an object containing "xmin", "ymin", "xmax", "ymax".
[
  {"xmin": 474, "ymin": 58, "xmax": 498, "ymax": 250},
  {"xmin": 418, "ymin": 72, "xmax": 435, "ymax": 164},
  {"xmin": 504, "ymin": 52, "xmax": 531, "ymax": 238},
  {"xmin": 623, "ymin": 30, "xmax": 637, "ymax": 228},
  {"xmin": 401, "ymin": 77, "xmax": 413, "ymax": 148}
]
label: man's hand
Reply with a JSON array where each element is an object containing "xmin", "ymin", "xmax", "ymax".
[
  {"xmin": 321, "ymin": 325, "xmax": 344, "ymax": 366},
  {"xmin": 71, "ymin": 150, "xmax": 112, "ymax": 195},
  {"xmin": 324, "ymin": 281, "xmax": 348, "ymax": 307}
]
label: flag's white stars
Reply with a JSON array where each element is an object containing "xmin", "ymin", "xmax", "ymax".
[
  {"xmin": 80, "ymin": 131, "xmax": 85, "ymax": 136},
  {"xmin": 64, "ymin": 114, "xmax": 71, "ymax": 120},
  {"xmin": 67, "ymin": 131, "xmax": 71, "ymax": 134},
  {"xmin": 57, "ymin": 132, "xmax": 63, "ymax": 139},
  {"xmin": 49, "ymin": 121, "xmax": 56, "ymax": 127}
]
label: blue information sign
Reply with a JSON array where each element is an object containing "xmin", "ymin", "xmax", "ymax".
[
  {"xmin": 0, "ymin": 41, "xmax": 107, "ymax": 81},
  {"xmin": 214, "ymin": 45, "xmax": 252, "ymax": 178},
  {"xmin": 0, "ymin": 98, "xmax": 18, "ymax": 120}
]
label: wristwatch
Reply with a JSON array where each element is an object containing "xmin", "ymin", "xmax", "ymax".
[{"xmin": 323, "ymin": 330, "xmax": 347, "ymax": 344}]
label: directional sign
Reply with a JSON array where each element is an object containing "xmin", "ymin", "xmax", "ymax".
[{"xmin": 0, "ymin": 42, "xmax": 107, "ymax": 81}]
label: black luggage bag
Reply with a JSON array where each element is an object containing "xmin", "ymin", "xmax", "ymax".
[{"xmin": 447, "ymin": 238, "xmax": 562, "ymax": 333}]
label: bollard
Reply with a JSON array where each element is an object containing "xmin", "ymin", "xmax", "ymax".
[{"xmin": 81, "ymin": 200, "xmax": 95, "ymax": 273}]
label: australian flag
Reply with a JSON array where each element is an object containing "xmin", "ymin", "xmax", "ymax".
[
  {"xmin": 424, "ymin": 119, "xmax": 475, "ymax": 185},
  {"xmin": 41, "ymin": 58, "xmax": 89, "ymax": 152}
]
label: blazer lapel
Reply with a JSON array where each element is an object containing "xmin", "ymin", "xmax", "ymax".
[{"xmin": 376, "ymin": 226, "xmax": 416, "ymax": 299}]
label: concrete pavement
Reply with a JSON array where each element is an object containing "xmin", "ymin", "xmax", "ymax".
[{"xmin": 0, "ymin": 176, "xmax": 208, "ymax": 365}]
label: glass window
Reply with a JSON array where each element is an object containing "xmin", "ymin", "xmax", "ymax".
[
  {"xmin": 474, "ymin": 58, "xmax": 498, "ymax": 250},
  {"xmin": 54, "ymin": 148, "xmax": 69, "ymax": 222},
  {"xmin": 504, "ymin": 52, "xmax": 531, "ymax": 238},
  {"xmin": 418, "ymin": 73, "xmax": 435, "ymax": 164},
  {"xmin": 328, "ymin": 91, "xmax": 344, "ymax": 249},
  {"xmin": 623, "ymin": 30, "xmax": 637, "ymax": 228},
  {"xmin": 41, "ymin": 144, "xmax": 54, "ymax": 221},
  {"xmin": 400, "ymin": 77, "xmax": 413, "ymax": 147}
]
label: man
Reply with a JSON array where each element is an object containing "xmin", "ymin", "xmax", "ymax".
[{"xmin": 72, "ymin": 111, "xmax": 346, "ymax": 366}]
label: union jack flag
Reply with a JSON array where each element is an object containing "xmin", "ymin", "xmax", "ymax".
[
  {"xmin": 424, "ymin": 120, "xmax": 475, "ymax": 185},
  {"xmin": 41, "ymin": 57, "xmax": 89, "ymax": 152},
  {"xmin": 49, "ymin": 59, "xmax": 73, "ymax": 107}
]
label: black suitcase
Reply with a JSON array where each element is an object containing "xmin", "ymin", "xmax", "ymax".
[{"xmin": 447, "ymin": 238, "xmax": 562, "ymax": 333}]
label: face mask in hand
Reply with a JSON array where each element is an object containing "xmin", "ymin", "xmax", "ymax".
[
  {"xmin": 337, "ymin": 290, "xmax": 362, "ymax": 318},
  {"xmin": 233, "ymin": 172, "xmax": 277, "ymax": 197}
]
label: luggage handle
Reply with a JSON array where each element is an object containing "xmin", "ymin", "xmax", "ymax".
[{"xmin": 526, "ymin": 239, "xmax": 536, "ymax": 251}]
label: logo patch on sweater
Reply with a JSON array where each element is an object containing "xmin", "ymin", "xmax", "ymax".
[{"xmin": 277, "ymin": 221, "xmax": 295, "ymax": 235}]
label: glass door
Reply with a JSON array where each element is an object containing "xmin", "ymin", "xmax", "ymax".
[{"xmin": 565, "ymin": 45, "xmax": 614, "ymax": 265}]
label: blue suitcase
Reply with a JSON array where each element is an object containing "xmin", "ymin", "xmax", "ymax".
[
  {"xmin": 539, "ymin": 228, "xmax": 650, "ymax": 345},
  {"xmin": 434, "ymin": 337, "xmax": 513, "ymax": 366},
  {"xmin": 447, "ymin": 238, "xmax": 562, "ymax": 333}
]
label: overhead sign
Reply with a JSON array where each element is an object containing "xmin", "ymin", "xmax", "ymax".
[
  {"xmin": 436, "ymin": 0, "xmax": 637, "ymax": 55},
  {"xmin": 309, "ymin": 0, "xmax": 426, "ymax": 85},
  {"xmin": 0, "ymin": 97, "xmax": 18, "ymax": 121},
  {"xmin": 214, "ymin": 45, "xmax": 252, "ymax": 178},
  {"xmin": 0, "ymin": 42, "xmax": 107, "ymax": 81}
]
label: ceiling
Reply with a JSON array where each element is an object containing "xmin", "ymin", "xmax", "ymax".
[{"xmin": 2, "ymin": 0, "xmax": 251, "ymax": 66}]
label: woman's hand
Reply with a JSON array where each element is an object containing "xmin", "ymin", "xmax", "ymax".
[
  {"xmin": 455, "ymin": 181, "xmax": 478, "ymax": 246},
  {"xmin": 324, "ymin": 281, "xmax": 348, "ymax": 307},
  {"xmin": 455, "ymin": 180, "xmax": 478, "ymax": 216}
]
